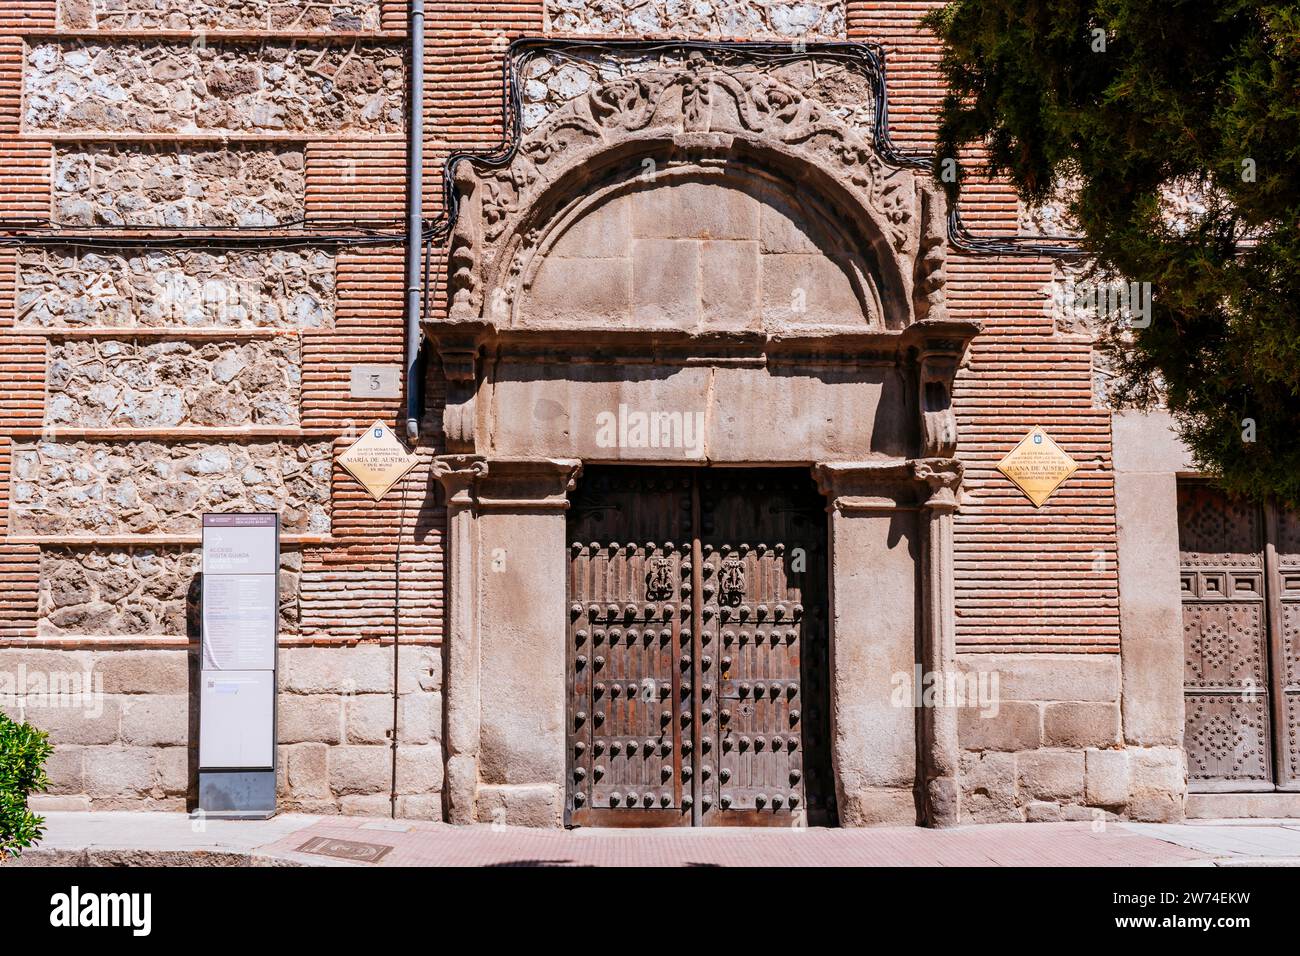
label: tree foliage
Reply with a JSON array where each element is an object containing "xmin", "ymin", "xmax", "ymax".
[{"xmin": 926, "ymin": 0, "xmax": 1300, "ymax": 504}]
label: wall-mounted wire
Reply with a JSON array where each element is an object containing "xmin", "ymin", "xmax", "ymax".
[
  {"xmin": 427, "ymin": 37, "xmax": 1089, "ymax": 262},
  {"xmin": 0, "ymin": 38, "xmax": 1087, "ymax": 261}
]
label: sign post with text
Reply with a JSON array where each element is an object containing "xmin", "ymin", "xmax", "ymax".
[{"xmin": 199, "ymin": 512, "xmax": 279, "ymax": 818}]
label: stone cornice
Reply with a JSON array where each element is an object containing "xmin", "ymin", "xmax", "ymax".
[
  {"xmin": 423, "ymin": 319, "xmax": 981, "ymax": 367},
  {"xmin": 433, "ymin": 455, "xmax": 583, "ymax": 511},
  {"xmin": 811, "ymin": 457, "xmax": 966, "ymax": 514}
]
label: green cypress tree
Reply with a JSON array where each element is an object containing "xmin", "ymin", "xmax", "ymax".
[{"xmin": 927, "ymin": 1, "xmax": 1300, "ymax": 503}]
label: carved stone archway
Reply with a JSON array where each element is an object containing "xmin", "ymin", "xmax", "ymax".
[{"xmin": 429, "ymin": 50, "xmax": 978, "ymax": 827}]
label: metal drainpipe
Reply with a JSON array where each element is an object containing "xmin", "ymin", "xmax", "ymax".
[
  {"xmin": 403, "ymin": 0, "xmax": 425, "ymax": 443},
  {"xmin": 392, "ymin": 0, "xmax": 426, "ymax": 818}
]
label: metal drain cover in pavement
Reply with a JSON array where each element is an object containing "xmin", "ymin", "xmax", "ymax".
[{"xmin": 296, "ymin": 836, "xmax": 393, "ymax": 864}]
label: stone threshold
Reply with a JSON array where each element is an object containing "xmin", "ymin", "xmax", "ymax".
[
  {"xmin": 1188, "ymin": 792, "xmax": 1300, "ymax": 819},
  {"xmin": 21, "ymin": 30, "xmax": 406, "ymax": 42}
]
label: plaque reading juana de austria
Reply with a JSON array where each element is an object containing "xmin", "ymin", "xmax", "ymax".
[
  {"xmin": 338, "ymin": 420, "xmax": 421, "ymax": 500},
  {"xmin": 996, "ymin": 426, "xmax": 1079, "ymax": 507}
]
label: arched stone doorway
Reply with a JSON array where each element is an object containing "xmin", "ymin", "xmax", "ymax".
[{"xmin": 429, "ymin": 50, "xmax": 978, "ymax": 827}]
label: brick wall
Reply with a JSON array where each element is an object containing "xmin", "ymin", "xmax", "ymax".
[
  {"xmin": 0, "ymin": 0, "xmax": 446, "ymax": 816},
  {"xmin": 1, "ymin": 0, "xmax": 1133, "ymax": 822}
]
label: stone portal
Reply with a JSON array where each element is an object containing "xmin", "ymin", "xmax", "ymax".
[{"xmin": 428, "ymin": 50, "xmax": 978, "ymax": 827}]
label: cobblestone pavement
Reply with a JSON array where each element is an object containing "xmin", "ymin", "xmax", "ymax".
[{"xmin": 17, "ymin": 811, "xmax": 1300, "ymax": 866}]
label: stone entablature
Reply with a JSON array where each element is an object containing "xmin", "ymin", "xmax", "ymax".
[
  {"xmin": 17, "ymin": 248, "xmax": 336, "ymax": 329},
  {"xmin": 435, "ymin": 51, "xmax": 967, "ymax": 463},
  {"xmin": 58, "ymin": 0, "xmax": 383, "ymax": 32},
  {"xmin": 26, "ymin": 42, "xmax": 403, "ymax": 135},
  {"xmin": 53, "ymin": 145, "xmax": 305, "ymax": 226},
  {"xmin": 544, "ymin": 0, "xmax": 846, "ymax": 40},
  {"xmin": 46, "ymin": 338, "xmax": 301, "ymax": 428},
  {"xmin": 37, "ymin": 546, "xmax": 301, "ymax": 637},
  {"xmin": 10, "ymin": 440, "xmax": 331, "ymax": 536}
]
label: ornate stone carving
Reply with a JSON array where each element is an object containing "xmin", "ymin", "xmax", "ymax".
[
  {"xmin": 442, "ymin": 51, "xmax": 938, "ymax": 333},
  {"xmin": 914, "ymin": 183, "xmax": 949, "ymax": 324},
  {"xmin": 432, "ymin": 454, "xmax": 488, "ymax": 504},
  {"xmin": 437, "ymin": 337, "xmax": 481, "ymax": 454},
  {"xmin": 914, "ymin": 458, "xmax": 964, "ymax": 513}
]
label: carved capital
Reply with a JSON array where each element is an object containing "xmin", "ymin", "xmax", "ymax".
[
  {"xmin": 433, "ymin": 454, "xmax": 487, "ymax": 505},
  {"xmin": 913, "ymin": 458, "xmax": 964, "ymax": 513},
  {"xmin": 475, "ymin": 458, "xmax": 583, "ymax": 511},
  {"xmin": 812, "ymin": 460, "xmax": 917, "ymax": 513}
]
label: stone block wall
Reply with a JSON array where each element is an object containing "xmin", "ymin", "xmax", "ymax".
[
  {"xmin": 957, "ymin": 654, "xmax": 1184, "ymax": 823},
  {"xmin": 522, "ymin": 174, "xmax": 876, "ymax": 331},
  {"xmin": 59, "ymin": 0, "xmax": 383, "ymax": 31},
  {"xmin": 276, "ymin": 644, "xmax": 443, "ymax": 817},
  {"xmin": 0, "ymin": 647, "xmax": 197, "ymax": 811},
  {"xmin": 26, "ymin": 42, "xmax": 404, "ymax": 135},
  {"xmin": 11, "ymin": 440, "xmax": 332, "ymax": 536},
  {"xmin": 2, "ymin": 641, "xmax": 442, "ymax": 815},
  {"xmin": 46, "ymin": 338, "xmax": 301, "ymax": 428},
  {"xmin": 17, "ymin": 248, "xmax": 336, "ymax": 329},
  {"xmin": 53, "ymin": 145, "xmax": 306, "ymax": 227}
]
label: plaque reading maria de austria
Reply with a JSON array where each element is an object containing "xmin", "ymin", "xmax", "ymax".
[
  {"xmin": 996, "ymin": 426, "xmax": 1078, "ymax": 507},
  {"xmin": 338, "ymin": 421, "xmax": 420, "ymax": 501}
]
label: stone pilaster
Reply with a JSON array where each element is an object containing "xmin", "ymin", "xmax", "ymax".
[
  {"xmin": 813, "ymin": 461, "xmax": 921, "ymax": 826},
  {"xmin": 432, "ymin": 454, "xmax": 486, "ymax": 824},
  {"xmin": 914, "ymin": 458, "xmax": 963, "ymax": 827},
  {"xmin": 472, "ymin": 459, "xmax": 581, "ymax": 827},
  {"xmin": 433, "ymin": 456, "xmax": 582, "ymax": 827}
]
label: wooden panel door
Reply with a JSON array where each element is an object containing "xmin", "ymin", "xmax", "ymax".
[
  {"xmin": 565, "ymin": 467, "xmax": 834, "ymax": 826},
  {"xmin": 1178, "ymin": 482, "xmax": 1300, "ymax": 791},
  {"xmin": 566, "ymin": 470, "xmax": 693, "ymax": 827},
  {"xmin": 1273, "ymin": 507, "xmax": 1300, "ymax": 788},
  {"xmin": 697, "ymin": 470, "xmax": 835, "ymax": 826}
]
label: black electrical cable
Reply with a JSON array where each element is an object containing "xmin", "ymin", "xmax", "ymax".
[
  {"xmin": 0, "ymin": 38, "xmax": 1086, "ymax": 260},
  {"xmin": 424, "ymin": 37, "xmax": 1089, "ymax": 261}
]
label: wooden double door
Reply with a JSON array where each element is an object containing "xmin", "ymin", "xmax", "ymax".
[
  {"xmin": 1179, "ymin": 482, "xmax": 1300, "ymax": 790},
  {"xmin": 565, "ymin": 467, "xmax": 836, "ymax": 827}
]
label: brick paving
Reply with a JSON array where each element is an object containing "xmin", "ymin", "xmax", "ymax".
[{"xmin": 259, "ymin": 818, "xmax": 1212, "ymax": 868}]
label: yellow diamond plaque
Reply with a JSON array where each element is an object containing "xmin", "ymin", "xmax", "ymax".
[
  {"xmin": 996, "ymin": 426, "xmax": 1078, "ymax": 507},
  {"xmin": 338, "ymin": 420, "xmax": 420, "ymax": 501}
]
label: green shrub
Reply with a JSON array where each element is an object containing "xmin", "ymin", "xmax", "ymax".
[{"xmin": 0, "ymin": 711, "xmax": 53, "ymax": 859}]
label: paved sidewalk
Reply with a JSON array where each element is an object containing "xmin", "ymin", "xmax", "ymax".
[{"xmin": 10, "ymin": 811, "xmax": 1300, "ymax": 866}]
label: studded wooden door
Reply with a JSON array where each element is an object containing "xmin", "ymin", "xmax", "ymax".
[
  {"xmin": 1178, "ymin": 482, "xmax": 1300, "ymax": 790},
  {"xmin": 566, "ymin": 467, "xmax": 835, "ymax": 827}
]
